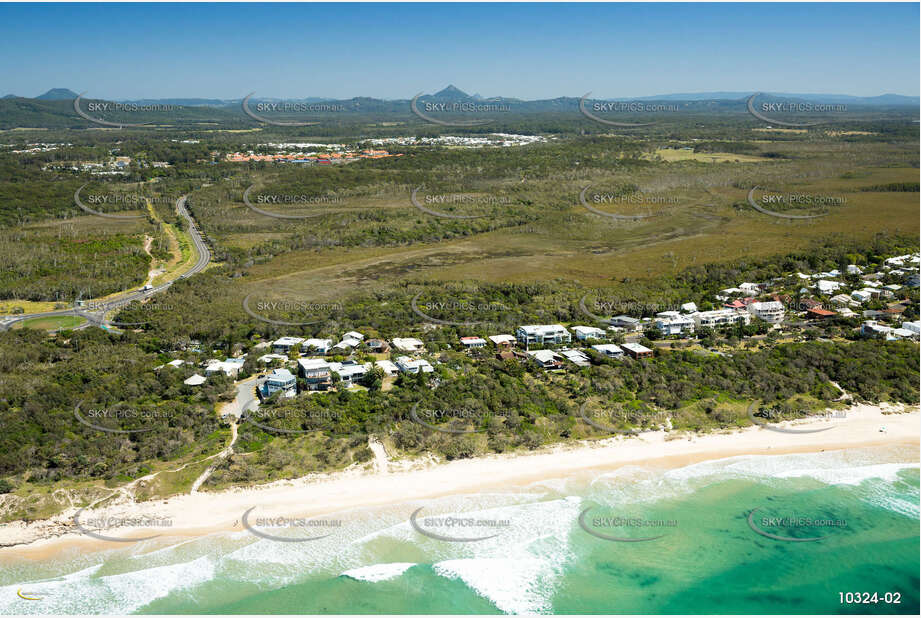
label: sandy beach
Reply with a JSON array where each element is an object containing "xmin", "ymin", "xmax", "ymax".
[{"xmin": 2, "ymin": 402, "xmax": 918, "ymax": 560}]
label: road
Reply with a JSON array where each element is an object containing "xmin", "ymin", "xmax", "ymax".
[{"xmin": 0, "ymin": 195, "xmax": 210, "ymax": 331}]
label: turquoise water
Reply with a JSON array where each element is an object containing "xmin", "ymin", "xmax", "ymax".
[{"xmin": 2, "ymin": 446, "xmax": 918, "ymax": 615}]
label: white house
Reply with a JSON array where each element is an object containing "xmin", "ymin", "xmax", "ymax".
[
  {"xmin": 460, "ymin": 336, "xmax": 487, "ymax": 349},
  {"xmin": 343, "ymin": 331, "xmax": 364, "ymax": 341},
  {"xmin": 655, "ymin": 315, "xmax": 695, "ymax": 336},
  {"xmin": 560, "ymin": 349, "xmax": 590, "ymax": 367},
  {"xmin": 828, "ymin": 294, "xmax": 853, "ymax": 308},
  {"xmin": 526, "ymin": 349, "xmax": 564, "ymax": 369},
  {"xmin": 375, "ymin": 359, "xmax": 399, "ymax": 376},
  {"xmin": 272, "ymin": 336, "xmax": 305, "ymax": 355},
  {"xmin": 846, "ymin": 264, "xmax": 863, "ymax": 274},
  {"xmin": 739, "ymin": 282, "xmax": 761, "ymax": 294},
  {"xmin": 184, "ymin": 374, "xmax": 206, "ymax": 386},
  {"xmin": 332, "ymin": 336, "xmax": 362, "ymax": 352},
  {"xmin": 572, "ymin": 325, "xmax": 606, "ymax": 341},
  {"xmin": 334, "ymin": 361, "xmax": 371, "ymax": 386},
  {"xmin": 681, "ymin": 302, "xmax": 698, "ymax": 314},
  {"xmin": 591, "ymin": 343, "xmax": 624, "ymax": 358},
  {"xmin": 257, "ymin": 353, "xmax": 290, "ymax": 364},
  {"xmin": 261, "ymin": 368, "xmax": 297, "ymax": 399},
  {"xmin": 392, "ymin": 337, "xmax": 425, "ymax": 353},
  {"xmin": 395, "ymin": 356, "xmax": 434, "ymax": 374},
  {"xmin": 901, "ymin": 321, "xmax": 921, "ymax": 337},
  {"xmin": 851, "ymin": 290, "xmax": 873, "ymax": 303},
  {"xmin": 692, "ymin": 309, "xmax": 751, "ymax": 328},
  {"xmin": 205, "ymin": 357, "xmax": 246, "ymax": 377},
  {"xmin": 747, "ymin": 301, "xmax": 785, "ymax": 324},
  {"xmin": 609, "ymin": 315, "xmax": 641, "ymax": 331},
  {"xmin": 516, "ymin": 324, "xmax": 571, "ymax": 346},
  {"xmin": 303, "ymin": 338, "xmax": 333, "ymax": 354},
  {"xmin": 816, "ymin": 280, "xmax": 843, "ymax": 295},
  {"xmin": 488, "ymin": 334, "xmax": 516, "ymax": 347}
]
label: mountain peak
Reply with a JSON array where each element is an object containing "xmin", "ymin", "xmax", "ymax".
[
  {"xmin": 433, "ymin": 84, "xmax": 470, "ymax": 99},
  {"xmin": 36, "ymin": 88, "xmax": 79, "ymax": 100}
]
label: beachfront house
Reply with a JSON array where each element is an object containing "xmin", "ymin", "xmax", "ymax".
[
  {"xmin": 516, "ymin": 324, "xmax": 571, "ymax": 347},
  {"xmin": 395, "ymin": 356, "xmax": 434, "ymax": 374},
  {"xmin": 526, "ymin": 349, "xmax": 564, "ymax": 369},
  {"xmin": 572, "ymin": 325, "xmax": 607, "ymax": 341},
  {"xmin": 622, "ymin": 342, "xmax": 653, "ymax": 359},
  {"xmin": 592, "ymin": 343, "xmax": 624, "ymax": 358},
  {"xmin": 272, "ymin": 336, "xmax": 305, "ymax": 355},
  {"xmin": 747, "ymin": 301, "xmax": 785, "ymax": 324},
  {"xmin": 392, "ymin": 337, "xmax": 426, "ymax": 353},
  {"xmin": 261, "ymin": 368, "xmax": 297, "ymax": 399}
]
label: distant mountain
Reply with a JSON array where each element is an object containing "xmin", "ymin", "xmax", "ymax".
[
  {"xmin": 432, "ymin": 85, "xmax": 471, "ymax": 99},
  {"xmin": 2, "ymin": 94, "xmax": 18, "ymax": 99},
  {"xmin": 36, "ymin": 88, "xmax": 79, "ymax": 100},
  {"xmin": 626, "ymin": 91, "xmax": 919, "ymax": 105}
]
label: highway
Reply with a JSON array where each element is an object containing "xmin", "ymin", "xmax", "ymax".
[{"xmin": 0, "ymin": 195, "xmax": 210, "ymax": 332}]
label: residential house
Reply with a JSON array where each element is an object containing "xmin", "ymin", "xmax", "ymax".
[
  {"xmin": 828, "ymin": 294, "xmax": 853, "ymax": 308},
  {"xmin": 806, "ymin": 308, "xmax": 837, "ymax": 320},
  {"xmin": 488, "ymin": 334, "xmax": 516, "ymax": 347},
  {"xmin": 460, "ymin": 336, "xmax": 487, "ymax": 349},
  {"xmin": 392, "ymin": 337, "xmax": 426, "ymax": 353},
  {"xmin": 261, "ymin": 368, "xmax": 297, "ymax": 399},
  {"xmin": 560, "ymin": 349, "xmax": 591, "ymax": 367},
  {"xmin": 184, "ymin": 374, "xmax": 206, "ymax": 386},
  {"xmin": 816, "ymin": 280, "xmax": 842, "ymax": 295},
  {"xmin": 747, "ymin": 301, "xmax": 785, "ymax": 324},
  {"xmin": 516, "ymin": 324, "xmax": 571, "ymax": 347},
  {"xmin": 681, "ymin": 302, "xmax": 698, "ymax": 313},
  {"xmin": 526, "ymin": 349, "xmax": 564, "ymax": 369},
  {"xmin": 622, "ymin": 342, "xmax": 653, "ymax": 359},
  {"xmin": 303, "ymin": 338, "xmax": 332, "ymax": 354},
  {"xmin": 272, "ymin": 336, "xmax": 305, "ymax": 355},
  {"xmin": 395, "ymin": 356, "xmax": 434, "ymax": 374},
  {"xmin": 204, "ymin": 357, "xmax": 246, "ymax": 377},
  {"xmin": 591, "ymin": 343, "xmax": 624, "ymax": 358},
  {"xmin": 654, "ymin": 314, "xmax": 695, "ymax": 336},
  {"xmin": 692, "ymin": 309, "xmax": 751, "ymax": 328},
  {"xmin": 572, "ymin": 325, "xmax": 606, "ymax": 341},
  {"xmin": 851, "ymin": 290, "xmax": 873, "ymax": 303},
  {"xmin": 609, "ymin": 315, "xmax": 641, "ymax": 332},
  {"xmin": 366, "ymin": 339, "xmax": 390, "ymax": 353},
  {"xmin": 375, "ymin": 359, "xmax": 399, "ymax": 376}
]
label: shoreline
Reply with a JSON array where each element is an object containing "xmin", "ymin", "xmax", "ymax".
[{"xmin": 1, "ymin": 402, "xmax": 918, "ymax": 561}]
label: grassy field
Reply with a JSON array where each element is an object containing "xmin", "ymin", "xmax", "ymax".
[{"xmin": 13, "ymin": 314, "xmax": 86, "ymax": 330}]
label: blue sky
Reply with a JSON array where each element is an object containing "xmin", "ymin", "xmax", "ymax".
[{"xmin": 1, "ymin": 2, "xmax": 918, "ymax": 99}]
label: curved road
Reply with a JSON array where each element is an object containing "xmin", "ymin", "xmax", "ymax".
[{"xmin": 1, "ymin": 195, "xmax": 210, "ymax": 331}]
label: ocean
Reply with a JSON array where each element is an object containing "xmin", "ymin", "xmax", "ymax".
[{"xmin": 2, "ymin": 445, "xmax": 918, "ymax": 615}]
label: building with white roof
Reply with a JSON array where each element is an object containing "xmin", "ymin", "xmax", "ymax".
[
  {"xmin": 655, "ymin": 315, "xmax": 695, "ymax": 336},
  {"xmin": 184, "ymin": 374, "xmax": 206, "ymax": 386},
  {"xmin": 488, "ymin": 334, "xmax": 516, "ymax": 347},
  {"xmin": 692, "ymin": 308, "xmax": 751, "ymax": 328},
  {"xmin": 395, "ymin": 356, "xmax": 434, "ymax": 374},
  {"xmin": 516, "ymin": 324, "xmax": 571, "ymax": 346},
  {"xmin": 460, "ymin": 336, "xmax": 486, "ymax": 348},
  {"xmin": 609, "ymin": 315, "xmax": 641, "ymax": 331},
  {"xmin": 816, "ymin": 280, "xmax": 843, "ymax": 294},
  {"xmin": 205, "ymin": 357, "xmax": 246, "ymax": 377},
  {"xmin": 261, "ymin": 368, "xmax": 297, "ymax": 399},
  {"xmin": 272, "ymin": 336, "xmax": 305, "ymax": 355},
  {"xmin": 747, "ymin": 301, "xmax": 785, "ymax": 324},
  {"xmin": 375, "ymin": 359, "xmax": 399, "ymax": 376},
  {"xmin": 572, "ymin": 325, "xmax": 606, "ymax": 341},
  {"xmin": 560, "ymin": 349, "xmax": 591, "ymax": 366},
  {"xmin": 303, "ymin": 338, "xmax": 332, "ymax": 354},
  {"xmin": 392, "ymin": 337, "xmax": 425, "ymax": 352},
  {"xmin": 591, "ymin": 343, "xmax": 624, "ymax": 358},
  {"xmin": 681, "ymin": 302, "xmax": 698, "ymax": 313},
  {"xmin": 622, "ymin": 342, "xmax": 653, "ymax": 359},
  {"xmin": 526, "ymin": 349, "xmax": 564, "ymax": 368}
]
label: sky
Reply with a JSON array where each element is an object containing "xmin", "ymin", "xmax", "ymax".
[{"xmin": 0, "ymin": 2, "xmax": 918, "ymax": 100}]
